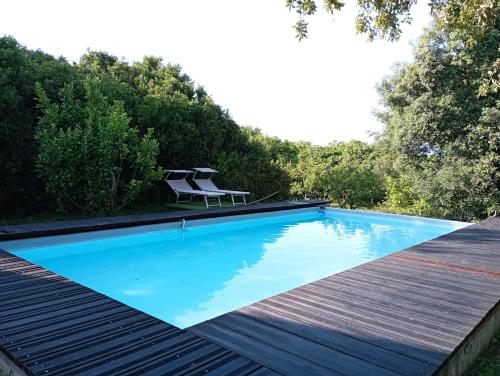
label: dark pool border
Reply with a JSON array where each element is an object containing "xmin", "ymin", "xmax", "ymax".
[{"xmin": 0, "ymin": 200, "xmax": 328, "ymax": 241}]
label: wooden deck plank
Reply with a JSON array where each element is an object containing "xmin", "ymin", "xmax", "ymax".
[
  {"xmin": 299, "ymin": 276, "xmax": 478, "ymax": 329},
  {"xmin": 336, "ymin": 259, "xmax": 494, "ymax": 311},
  {"xmin": 28, "ymin": 332, "xmax": 204, "ymax": 375},
  {"xmin": 86, "ymin": 344, "xmax": 261, "ymax": 374},
  {"xmin": 0, "ymin": 300, "xmax": 122, "ymax": 333},
  {"xmin": 43, "ymin": 330, "xmax": 196, "ymax": 375},
  {"xmin": 10, "ymin": 316, "xmax": 161, "ymax": 358},
  {"xmin": 402, "ymin": 245, "xmax": 500, "ymax": 266},
  {"xmin": 4, "ymin": 307, "xmax": 140, "ymax": 345},
  {"xmin": 217, "ymin": 312, "xmax": 402, "ymax": 375},
  {"xmin": 237, "ymin": 299, "xmax": 448, "ymax": 365},
  {"xmin": 358, "ymin": 261, "xmax": 500, "ymax": 296},
  {"xmin": 293, "ymin": 284, "xmax": 471, "ymax": 338},
  {"xmin": 189, "ymin": 321, "xmax": 340, "ymax": 376},
  {"xmin": 262, "ymin": 292, "xmax": 457, "ymax": 351},
  {"xmin": 322, "ymin": 263, "xmax": 496, "ymax": 306},
  {"xmin": 325, "ymin": 270, "xmax": 495, "ymax": 312},
  {"xmin": 128, "ymin": 343, "xmax": 231, "ymax": 375},
  {"xmin": 230, "ymin": 306, "xmax": 436, "ymax": 375},
  {"xmin": 428, "ymin": 223, "xmax": 500, "ymax": 252},
  {"xmin": 310, "ymin": 276, "xmax": 487, "ymax": 321}
]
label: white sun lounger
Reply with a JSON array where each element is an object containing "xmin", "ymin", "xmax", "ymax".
[
  {"xmin": 192, "ymin": 167, "xmax": 250, "ymax": 206},
  {"xmin": 165, "ymin": 170, "xmax": 224, "ymax": 208}
]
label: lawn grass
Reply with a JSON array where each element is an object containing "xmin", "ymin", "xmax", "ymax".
[
  {"xmin": 0, "ymin": 367, "xmax": 13, "ymax": 376},
  {"xmin": 466, "ymin": 329, "xmax": 500, "ymax": 376}
]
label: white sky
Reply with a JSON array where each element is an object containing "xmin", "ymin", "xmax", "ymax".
[{"xmin": 1, "ymin": 1, "xmax": 431, "ymax": 145}]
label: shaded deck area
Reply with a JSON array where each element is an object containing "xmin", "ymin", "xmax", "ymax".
[{"xmin": 0, "ymin": 208, "xmax": 499, "ymax": 375}]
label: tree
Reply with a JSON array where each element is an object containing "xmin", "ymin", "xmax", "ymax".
[
  {"xmin": 0, "ymin": 36, "xmax": 77, "ymax": 215},
  {"xmin": 419, "ymin": 157, "xmax": 499, "ymax": 221},
  {"xmin": 375, "ymin": 21, "xmax": 500, "ymax": 221},
  {"xmin": 385, "ymin": 174, "xmax": 433, "ymax": 216},
  {"xmin": 1, "ymin": 39, "xmax": 298, "ymax": 218},
  {"xmin": 224, "ymin": 128, "xmax": 293, "ymax": 200},
  {"xmin": 287, "ymin": 1, "xmax": 499, "ymax": 99},
  {"xmin": 286, "ymin": 0, "xmax": 498, "ymax": 42},
  {"xmin": 322, "ymin": 165, "xmax": 386, "ymax": 209},
  {"xmin": 35, "ymin": 81, "xmax": 164, "ymax": 215},
  {"xmin": 272, "ymin": 140, "xmax": 382, "ymax": 202}
]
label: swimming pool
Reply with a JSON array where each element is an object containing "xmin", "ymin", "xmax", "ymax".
[{"xmin": 1, "ymin": 208, "xmax": 468, "ymax": 328}]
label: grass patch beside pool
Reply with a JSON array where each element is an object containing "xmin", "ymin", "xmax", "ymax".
[
  {"xmin": 466, "ymin": 329, "xmax": 500, "ymax": 376},
  {"xmin": 0, "ymin": 368, "xmax": 13, "ymax": 376}
]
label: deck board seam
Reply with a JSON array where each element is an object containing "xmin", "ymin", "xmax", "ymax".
[{"xmin": 390, "ymin": 254, "xmax": 500, "ymax": 277}]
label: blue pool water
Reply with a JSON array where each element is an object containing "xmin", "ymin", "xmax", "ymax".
[{"xmin": 7, "ymin": 208, "xmax": 468, "ymax": 328}]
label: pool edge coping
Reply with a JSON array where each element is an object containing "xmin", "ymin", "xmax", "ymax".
[{"xmin": 0, "ymin": 200, "xmax": 329, "ymax": 241}]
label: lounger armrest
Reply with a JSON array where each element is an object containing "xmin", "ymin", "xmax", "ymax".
[
  {"xmin": 175, "ymin": 189, "xmax": 225, "ymax": 197},
  {"xmin": 218, "ymin": 189, "xmax": 250, "ymax": 195}
]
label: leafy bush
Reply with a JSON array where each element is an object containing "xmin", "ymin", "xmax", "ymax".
[
  {"xmin": 35, "ymin": 81, "xmax": 164, "ymax": 215},
  {"xmin": 385, "ymin": 175, "xmax": 433, "ymax": 217},
  {"xmin": 322, "ymin": 165, "xmax": 386, "ymax": 209},
  {"xmin": 0, "ymin": 36, "xmax": 77, "ymax": 215},
  {"xmin": 420, "ymin": 159, "xmax": 500, "ymax": 221}
]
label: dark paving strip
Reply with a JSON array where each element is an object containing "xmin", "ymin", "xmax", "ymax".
[
  {"xmin": 0, "ymin": 251, "xmax": 270, "ymax": 375},
  {"xmin": 189, "ymin": 219, "xmax": 500, "ymax": 376},
  {"xmin": 0, "ymin": 200, "xmax": 328, "ymax": 241}
]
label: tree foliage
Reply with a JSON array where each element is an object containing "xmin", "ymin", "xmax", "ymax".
[
  {"xmin": 0, "ymin": 36, "xmax": 77, "ymax": 215},
  {"xmin": 0, "ymin": 37, "xmax": 292, "ymax": 217},
  {"xmin": 376, "ymin": 17, "xmax": 500, "ymax": 221},
  {"xmin": 322, "ymin": 165, "xmax": 386, "ymax": 209},
  {"xmin": 35, "ymin": 81, "xmax": 164, "ymax": 215},
  {"xmin": 1, "ymin": 10, "xmax": 498, "ymax": 222},
  {"xmin": 286, "ymin": 0, "xmax": 498, "ymax": 42},
  {"xmin": 287, "ymin": 0, "xmax": 499, "ymax": 105}
]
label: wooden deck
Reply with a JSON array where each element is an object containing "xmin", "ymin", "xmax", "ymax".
[
  {"xmin": 0, "ymin": 250, "xmax": 273, "ymax": 375},
  {"xmin": 189, "ymin": 217, "xmax": 500, "ymax": 375},
  {"xmin": 0, "ymin": 210, "xmax": 499, "ymax": 375}
]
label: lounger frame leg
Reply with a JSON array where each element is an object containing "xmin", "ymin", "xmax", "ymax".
[
  {"xmin": 203, "ymin": 195, "xmax": 222, "ymax": 208},
  {"xmin": 230, "ymin": 194, "xmax": 248, "ymax": 206},
  {"xmin": 176, "ymin": 193, "xmax": 194, "ymax": 203}
]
